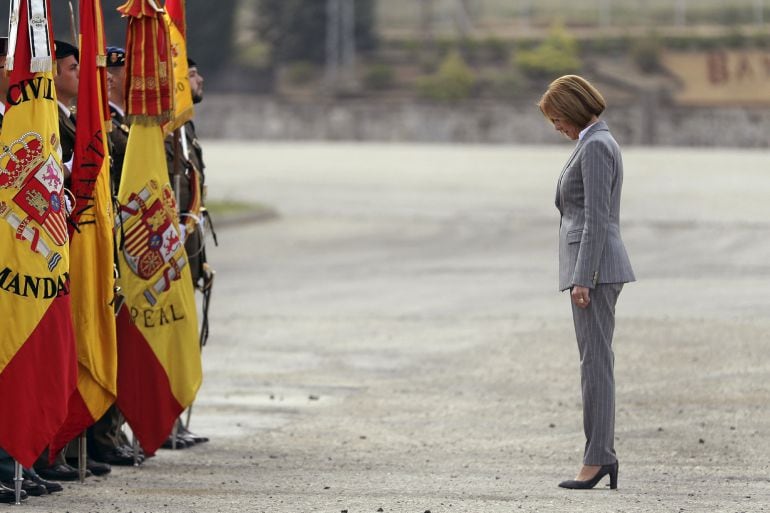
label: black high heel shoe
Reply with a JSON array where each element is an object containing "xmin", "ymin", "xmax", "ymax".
[{"xmin": 558, "ymin": 461, "xmax": 618, "ymax": 490}]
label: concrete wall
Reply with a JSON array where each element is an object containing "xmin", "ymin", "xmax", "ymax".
[{"xmin": 195, "ymin": 95, "xmax": 770, "ymax": 148}]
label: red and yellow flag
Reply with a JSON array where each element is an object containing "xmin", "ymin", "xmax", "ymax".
[
  {"xmin": 163, "ymin": 0, "xmax": 193, "ymax": 132},
  {"xmin": 119, "ymin": 0, "xmax": 174, "ymax": 126},
  {"xmin": 0, "ymin": 0, "xmax": 77, "ymax": 467},
  {"xmin": 115, "ymin": 0, "xmax": 201, "ymax": 456},
  {"xmin": 50, "ymin": 0, "xmax": 118, "ymax": 455}
]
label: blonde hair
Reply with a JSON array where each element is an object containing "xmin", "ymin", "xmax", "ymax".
[{"xmin": 537, "ymin": 75, "xmax": 606, "ymax": 129}]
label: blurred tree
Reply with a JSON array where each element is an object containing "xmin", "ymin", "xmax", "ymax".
[
  {"xmin": 631, "ymin": 33, "xmax": 663, "ymax": 74},
  {"xmin": 514, "ymin": 23, "xmax": 582, "ymax": 80},
  {"xmin": 256, "ymin": 0, "xmax": 376, "ymax": 66},
  {"xmin": 417, "ymin": 49, "xmax": 476, "ymax": 102}
]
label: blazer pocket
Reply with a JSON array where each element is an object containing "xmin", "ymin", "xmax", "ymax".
[{"xmin": 566, "ymin": 229, "xmax": 582, "ymax": 244}]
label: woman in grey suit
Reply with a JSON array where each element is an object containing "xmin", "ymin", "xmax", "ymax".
[{"xmin": 538, "ymin": 75, "xmax": 635, "ymax": 490}]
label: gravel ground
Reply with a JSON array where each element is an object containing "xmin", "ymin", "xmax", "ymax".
[{"xmin": 19, "ymin": 143, "xmax": 770, "ymax": 512}]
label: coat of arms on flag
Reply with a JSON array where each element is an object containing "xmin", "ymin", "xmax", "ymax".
[
  {"xmin": 0, "ymin": 131, "xmax": 67, "ymax": 270},
  {"xmin": 119, "ymin": 179, "xmax": 188, "ymax": 306}
]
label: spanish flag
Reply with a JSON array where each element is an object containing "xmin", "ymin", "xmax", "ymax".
[
  {"xmin": 50, "ymin": 0, "xmax": 118, "ymax": 455},
  {"xmin": 115, "ymin": 0, "xmax": 201, "ymax": 456},
  {"xmin": 0, "ymin": 0, "xmax": 77, "ymax": 467},
  {"xmin": 163, "ymin": 0, "xmax": 194, "ymax": 132}
]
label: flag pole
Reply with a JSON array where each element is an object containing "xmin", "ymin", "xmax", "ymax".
[
  {"xmin": 173, "ymin": 128, "xmax": 182, "ymax": 212},
  {"xmin": 179, "ymin": 122, "xmax": 193, "ymax": 432},
  {"xmin": 68, "ymin": 1, "xmax": 78, "ymax": 43},
  {"xmin": 172, "ymin": 125, "xmax": 185, "ymax": 442},
  {"xmin": 13, "ymin": 461, "xmax": 21, "ymax": 504},
  {"xmin": 171, "ymin": 420, "xmax": 178, "ymax": 450},
  {"xmin": 132, "ymin": 434, "xmax": 141, "ymax": 466},
  {"xmin": 78, "ymin": 431, "xmax": 87, "ymax": 483}
]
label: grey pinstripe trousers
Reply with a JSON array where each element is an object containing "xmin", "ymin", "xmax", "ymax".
[{"xmin": 570, "ymin": 283, "xmax": 623, "ymax": 465}]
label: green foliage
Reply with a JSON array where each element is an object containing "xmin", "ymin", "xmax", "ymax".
[
  {"xmin": 285, "ymin": 61, "xmax": 317, "ymax": 86},
  {"xmin": 434, "ymin": 38, "xmax": 456, "ymax": 56},
  {"xmin": 455, "ymin": 37, "xmax": 510, "ymax": 64},
  {"xmin": 256, "ymin": 0, "xmax": 325, "ymax": 64},
  {"xmin": 481, "ymin": 36, "xmax": 509, "ymax": 63},
  {"xmin": 513, "ymin": 24, "xmax": 582, "ymax": 80},
  {"xmin": 236, "ymin": 43, "xmax": 272, "ymax": 70},
  {"xmin": 417, "ymin": 50, "xmax": 476, "ymax": 102},
  {"xmin": 663, "ymin": 31, "xmax": 762, "ymax": 52},
  {"xmin": 363, "ymin": 64, "xmax": 395, "ymax": 90},
  {"xmin": 724, "ymin": 27, "xmax": 748, "ymax": 48},
  {"xmin": 631, "ymin": 33, "xmax": 663, "ymax": 74},
  {"xmin": 458, "ymin": 38, "xmax": 483, "ymax": 63},
  {"xmin": 750, "ymin": 31, "xmax": 770, "ymax": 49},
  {"xmin": 583, "ymin": 36, "xmax": 631, "ymax": 55},
  {"xmin": 400, "ymin": 39, "xmax": 421, "ymax": 59},
  {"xmin": 256, "ymin": 0, "xmax": 377, "ymax": 65},
  {"xmin": 486, "ymin": 69, "xmax": 530, "ymax": 100}
]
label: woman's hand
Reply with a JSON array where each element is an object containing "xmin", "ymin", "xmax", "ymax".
[{"xmin": 571, "ymin": 286, "xmax": 591, "ymax": 309}]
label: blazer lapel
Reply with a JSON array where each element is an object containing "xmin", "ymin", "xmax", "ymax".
[
  {"xmin": 555, "ymin": 140, "xmax": 585, "ymax": 210},
  {"xmin": 554, "ymin": 120, "xmax": 609, "ymax": 210}
]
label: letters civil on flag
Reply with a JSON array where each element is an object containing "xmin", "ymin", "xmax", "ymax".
[
  {"xmin": 115, "ymin": 0, "xmax": 201, "ymax": 456},
  {"xmin": 0, "ymin": 0, "xmax": 77, "ymax": 467},
  {"xmin": 50, "ymin": 0, "xmax": 118, "ymax": 456},
  {"xmin": 163, "ymin": 0, "xmax": 193, "ymax": 133}
]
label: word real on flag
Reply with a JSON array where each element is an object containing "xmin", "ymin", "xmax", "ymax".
[
  {"xmin": 0, "ymin": 0, "xmax": 77, "ymax": 467},
  {"xmin": 115, "ymin": 0, "xmax": 201, "ymax": 456},
  {"xmin": 50, "ymin": 0, "xmax": 119, "ymax": 456}
]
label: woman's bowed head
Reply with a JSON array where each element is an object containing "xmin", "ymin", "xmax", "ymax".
[{"xmin": 538, "ymin": 75, "xmax": 606, "ymax": 141}]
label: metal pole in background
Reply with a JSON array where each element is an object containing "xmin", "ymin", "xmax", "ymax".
[
  {"xmin": 340, "ymin": 0, "xmax": 357, "ymax": 90},
  {"xmin": 325, "ymin": 0, "xmax": 341, "ymax": 92},
  {"xmin": 454, "ymin": 0, "xmax": 473, "ymax": 36},
  {"xmin": 518, "ymin": 0, "xmax": 532, "ymax": 29},
  {"xmin": 599, "ymin": 0, "xmax": 611, "ymax": 28},
  {"xmin": 325, "ymin": 0, "xmax": 357, "ymax": 94},
  {"xmin": 675, "ymin": 0, "xmax": 687, "ymax": 26},
  {"xmin": 755, "ymin": 0, "xmax": 764, "ymax": 25},
  {"xmin": 420, "ymin": 0, "xmax": 435, "ymax": 53}
]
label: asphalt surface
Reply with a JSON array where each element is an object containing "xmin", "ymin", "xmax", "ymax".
[{"xmin": 19, "ymin": 143, "xmax": 770, "ymax": 512}]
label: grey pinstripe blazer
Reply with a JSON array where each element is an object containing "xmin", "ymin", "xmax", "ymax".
[{"xmin": 556, "ymin": 120, "xmax": 635, "ymax": 291}]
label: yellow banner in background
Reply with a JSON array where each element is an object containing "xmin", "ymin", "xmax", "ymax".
[
  {"xmin": 164, "ymin": 12, "xmax": 194, "ymax": 133},
  {"xmin": 663, "ymin": 50, "xmax": 770, "ymax": 106}
]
